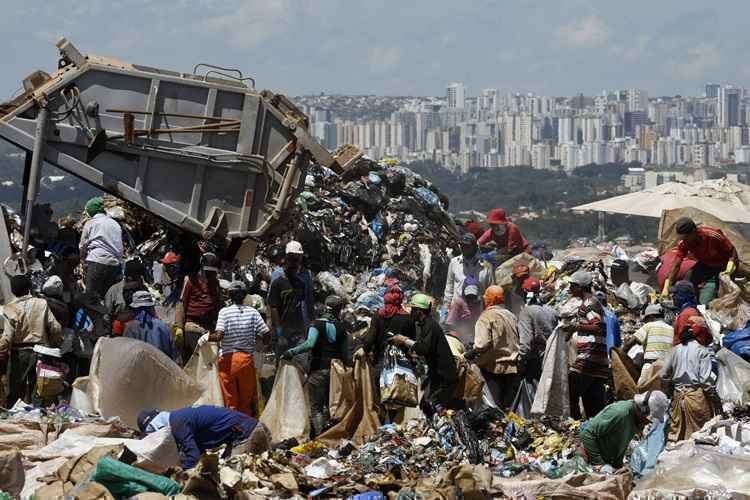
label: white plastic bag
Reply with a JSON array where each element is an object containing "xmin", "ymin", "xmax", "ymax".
[
  {"xmin": 531, "ymin": 326, "xmax": 570, "ymax": 418},
  {"xmin": 72, "ymin": 337, "xmax": 201, "ymax": 428},
  {"xmin": 716, "ymin": 348, "xmax": 750, "ymax": 407},
  {"xmin": 260, "ymin": 361, "xmax": 310, "ymax": 443},
  {"xmin": 183, "ymin": 341, "xmax": 224, "ymax": 406}
]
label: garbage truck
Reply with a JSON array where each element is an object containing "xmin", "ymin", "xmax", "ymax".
[{"xmin": 0, "ymin": 38, "xmax": 348, "ymax": 303}]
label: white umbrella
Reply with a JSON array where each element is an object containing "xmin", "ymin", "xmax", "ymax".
[{"xmin": 572, "ymin": 178, "xmax": 750, "ymax": 223}]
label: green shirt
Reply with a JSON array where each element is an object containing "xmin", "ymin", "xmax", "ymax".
[{"xmin": 579, "ymin": 400, "xmax": 638, "ymax": 467}]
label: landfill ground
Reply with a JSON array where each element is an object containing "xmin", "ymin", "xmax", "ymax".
[{"xmin": 2, "ymin": 156, "xmax": 750, "ymax": 499}]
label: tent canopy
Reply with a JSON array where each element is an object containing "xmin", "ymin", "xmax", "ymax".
[{"xmin": 572, "ymin": 178, "xmax": 750, "ymax": 224}]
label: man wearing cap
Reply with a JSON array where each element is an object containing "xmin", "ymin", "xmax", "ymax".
[
  {"xmin": 464, "ymin": 285, "xmax": 521, "ymax": 409},
  {"xmin": 664, "ymin": 217, "xmax": 738, "ymax": 304},
  {"xmin": 517, "ymin": 278, "xmax": 558, "ymax": 382},
  {"xmin": 443, "ymin": 233, "xmax": 494, "ymax": 309},
  {"xmin": 624, "ymin": 304, "xmax": 673, "ymax": 369},
  {"xmin": 79, "ymin": 197, "xmax": 124, "ymax": 300},
  {"xmin": 0, "ymin": 275, "xmax": 62, "ymax": 406},
  {"xmin": 391, "ymin": 294, "xmax": 459, "ymax": 417},
  {"xmin": 203, "ymin": 281, "xmax": 269, "ymax": 417},
  {"xmin": 42, "ymin": 276, "xmax": 72, "ymax": 328},
  {"xmin": 268, "ymin": 241, "xmax": 308, "ymax": 363},
  {"xmin": 477, "ymin": 208, "xmax": 529, "ymax": 259},
  {"xmin": 282, "ymin": 295, "xmax": 349, "ymax": 435},
  {"xmin": 506, "ymin": 262, "xmax": 531, "ymax": 317},
  {"xmin": 579, "ymin": 390, "xmax": 668, "ymax": 468},
  {"xmin": 104, "ymin": 260, "xmax": 147, "ymax": 336},
  {"xmin": 566, "ymin": 271, "xmax": 609, "ymax": 420},
  {"xmin": 123, "ymin": 291, "xmax": 177, "ymax": 360},
  {"xmin": 137, "ymin": 405, "xmax": 271, "ymax": 470},
  {"xmin": 445, "ymin": 277, "xmax": 483, "ymax": 346},
  {"xmin": 175, "ymin": 252, "xmax": 221, "ymax": 364}
]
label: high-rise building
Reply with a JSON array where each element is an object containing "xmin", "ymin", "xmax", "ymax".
[
  {"xmin": 479, "ymin": 88, "xmax": 498, "ymax": 111},
  {"xmin": 705, "ymin": 83, "xmax": 721, "ymax": 99},
  {"xmin": 446, "ymin": 82, "xmax": 466, "ymax": 109},
  {"xmin": 626, "ymin": 89, "xmax": 649, "ymax": 112},
  {"xmin": 718, "ymin": 85, "xmax": 741, "ymax": 128}
]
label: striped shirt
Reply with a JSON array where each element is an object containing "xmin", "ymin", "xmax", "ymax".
[
  {"xmin": 215, "ymin": 304, "xmax": 269, "ymax": 355},
  {"xmin": 633, "ymin": 320, "xmax": 673, "ymax": 362},
  {"xmin": 572, "ymin": 296, "xmax": 609, "ymax": 379}
]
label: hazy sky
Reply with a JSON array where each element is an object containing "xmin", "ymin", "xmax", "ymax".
[{"xmin": 1, "ymin": 0, "xmax": 747, "ymax": 99}]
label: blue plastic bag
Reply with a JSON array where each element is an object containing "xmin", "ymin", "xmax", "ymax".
[
  {"xmin": 604, "ymin": 308, "xmax": 622, "ymax": 354},
  {"xmin": 723, "ymin": 321, "xmax": 750, "ymax": 361},
  {"xmin": 414, "ymin": 187, "xmax": 440, "ymax": 207},
  {"xmin": 630, "ymin": 418, "xmax": 667, "ymax": 478}
]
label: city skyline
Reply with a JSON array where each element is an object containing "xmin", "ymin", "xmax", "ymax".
[{"xmin": 3, "ymin": 1, "xmax": 750, "ymax": 99}]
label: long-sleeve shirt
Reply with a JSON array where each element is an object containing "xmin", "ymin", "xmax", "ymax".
[
  {"xmin": 442, "ymin": 254, "xmax": 494, "ymax": 305},
  {"xmin": 123, "ymin": 314, "xmax": 177, "ymax": 360},
  {"xmin": 579, "ymin": 400, "xmax": 639, "ymax": 467},
  {"xmin": 0, "ymin": 295, "xmax": 62, "ymax": 352},
  {"xmin": 675, "ymin": 226, "xmax": 735, "ymax": 269},
  {"xmin": 412, "ymin": 316, "xmax": 458, "ymax": 384},
  {"xmin": 473, "ymin": 305, "xmax": 519, "ymax": 374},
  {"xmin": 168, "ymin": 406, "xmax": 257, "ymax": 469},
  {"xmin": 660, "ymin": 340, "xmax": 715, "ymax": 388},
  {"xmin": 79, "ymin": 213, "xmax": 123, "ymax": 265},
  {"xmin": 288, "ymin": 320, "xmax": 349, "ymax": 360},
  {"xmin": 518, "ymin": 304, "xmax": 558, "ymax": 361}
]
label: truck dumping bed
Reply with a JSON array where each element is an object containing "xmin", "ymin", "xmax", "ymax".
[{"xmin": 0, "ymin": 38, "xmax": 339, "ymax": 243}]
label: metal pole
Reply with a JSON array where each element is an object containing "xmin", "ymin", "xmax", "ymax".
[{"xmin": 21, "ymin": 106, "xmax": 49, "ymax": 258}]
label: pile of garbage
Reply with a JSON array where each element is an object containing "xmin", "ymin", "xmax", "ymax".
[{"xmin": 271, "ymin": 156, "xmax": 459, "ymax": 303}]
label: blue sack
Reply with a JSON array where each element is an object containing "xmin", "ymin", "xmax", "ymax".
[
  {"xmin": 723, "ymin": 320, "xmax": 750, "ymax": 353},
  {"xmin": 414, "ymin": 187, "xmax": 440, "ymax": 207},
  {"xmin": 630, "ymin": 418, "xmax": 667, "ymax": 478},
  {"xmin": 604, "ymin": 308, "xmax": 622, "ymax": 353}
]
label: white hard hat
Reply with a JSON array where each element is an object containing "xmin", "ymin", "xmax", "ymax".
[{"xmin": 285, "ymin": 240, "xmax": 304, "ymax": 255}]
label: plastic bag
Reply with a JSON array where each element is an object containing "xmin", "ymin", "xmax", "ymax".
[
  {"xmin": 90, "ymin": 455, "xmax": 181, "ymax": 498},
  {"xmin": 329, "ymin": 359, "xmax": 355, "ymax": 421},
  {"xmin": 511, "ymin": 376, "xmax": 538, "ymax": 419},
  {"xmin": 531, "ymin": 327, "xmax": 570, "ymax": 418},
  {"xmin": 723, "ymin": 320, "xmax": 750, "ymax": 361},
  {"xmin": 630, "ymin": 418, "xmax": 667, "ymax": 478},
  {"xmin": 183, "ymin": 341, "xmax": 224, "ymax": 406},
  {"xmin": 709, "ymin": 275, "xmax": 750, "ymax": 330},
  {"xmin": 74, "ymin": 338, "xmax": 202, "ymax": 428},
  {"xmin": 316, "ymin": 271, "xmax": 350, "ymax": 300},
  {"xmin": 260, "ymin": 361, "xmax": 310, "ymax": 443},
  {"xmin": 379, "ymin": 345, "xmax": 418, "ymax": 408},
  {"xmin": 716, "ymin": 348, "xmax": 750, "ymax": 407}
]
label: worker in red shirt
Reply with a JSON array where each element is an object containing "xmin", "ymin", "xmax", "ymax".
[
  {"xmin": 477, "ymin": 208, "xmax": 529, "ymax": 259},
  {"xmin": 663, "ymin": 217, "xmax": 738, "ymax": 304}
]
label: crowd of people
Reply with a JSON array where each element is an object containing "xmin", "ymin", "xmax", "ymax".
[{"xmin": 0, "ymin": 193, "xmax": 742, "ymax": 472}]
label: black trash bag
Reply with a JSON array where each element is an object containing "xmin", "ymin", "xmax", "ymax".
[{"xmin": 510, "ymin": 376, "xmax": 538, "ymax": 420}]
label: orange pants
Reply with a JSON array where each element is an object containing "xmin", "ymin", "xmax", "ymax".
[{"xmin": 218, "ymin": 352, "xmax": 258, "ymax": 417}]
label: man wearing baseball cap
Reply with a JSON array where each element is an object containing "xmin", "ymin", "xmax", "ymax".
[
  {"xmin": 477, "ymin": 208, "xmax": 529, "ymax": 258},
  {"xmin": 517, "ymin": 278, "xmax": 558, "ymax": 382},
  {"xmin": 443, "ymin": 232, "xmax": 494, "ymax": 307},
  {"xmin": 268, "ymin": 241, "xmax": 308, "ymax": 362},
  {"xmin": 663, "ymin": 216, "xmax": 738, "ymax": 304}
]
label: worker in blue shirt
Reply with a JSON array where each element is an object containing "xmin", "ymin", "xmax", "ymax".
[{"xmin": 137, "ymin": 405, "xmax": 271, "ymax": 469}]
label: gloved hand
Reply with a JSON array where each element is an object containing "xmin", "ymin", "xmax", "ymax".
[
  {"xmin": 173, "ymin": 326, "xmax": 184, "ymax": 345},
  {"xmin": 275, "ymin": 327, "xmax": 284, "ymax": 338},
  {"xmin": 463, "ymin": 349, "xmax": 478, "ymax": 362},
  {"xmin": 197, "ymin": 333, "xmax": 209, "ymax": 347},
  {"xmin": 722, "ymin": 261, "xmax": 737, "ymax": 276},
  {"xmin": 660, "ymin": 279, "xmax": 671, "ymax": 298},
  {"xmin": 281, "ymin": 350, "xmax": 294, "ymax": 360}
]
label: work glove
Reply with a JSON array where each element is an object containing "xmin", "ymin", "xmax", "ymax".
[
  {"xmin": 197, "ymin": 333, "xmax": 210, "ymax": 348},
  {"xmin": 281, "ymin": 350, "xmax": 294, "ymax": 361},
  {"xmin": 660, "ymin": 279, "xmax": 671, "ymax": 299},
  {"xmin": 173, "ymin": 326, "xmax": 184, "ymax": 346},
  {"xmin": 722, "ymin": 261, "xmax": 737, "ymax": 277}
]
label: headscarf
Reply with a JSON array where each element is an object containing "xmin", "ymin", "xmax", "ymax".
[
  {"xmin": 379, "ymin": 285, "xmax": 406, "ymax": 318},
  {"xmin": 673, "ymin": 288, "xmax": 697, "ymax": 311},
  {"xmin": 85, "ymin": 197, "xmax": 105, "ymax": 217}
]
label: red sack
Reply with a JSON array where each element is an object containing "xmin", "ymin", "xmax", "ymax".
[{"xmin": 657, "ymin": 249, "xmax": 697, "ymax": 288}]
